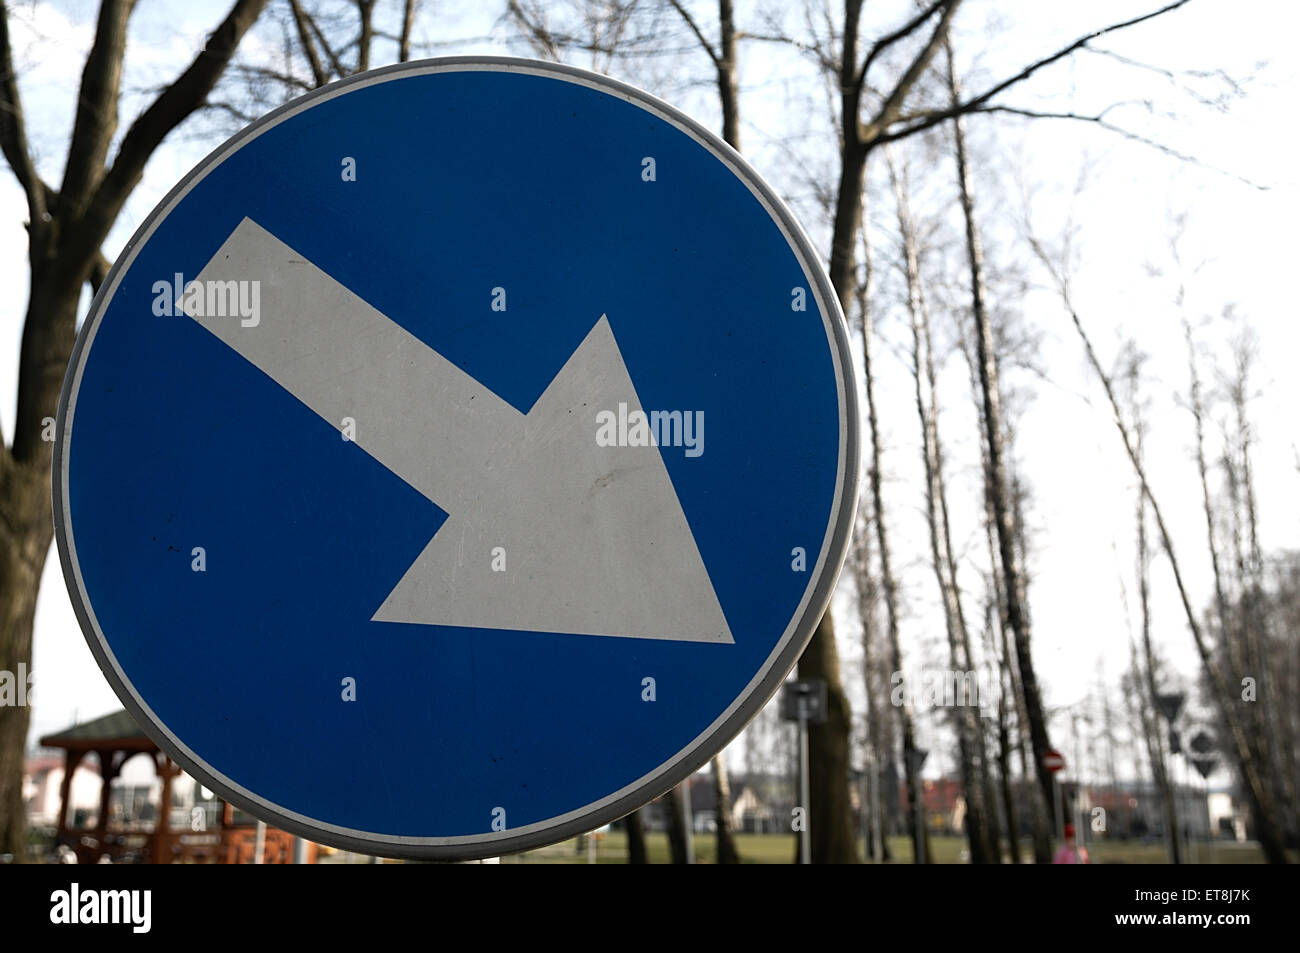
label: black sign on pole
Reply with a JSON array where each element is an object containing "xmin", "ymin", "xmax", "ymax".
[
  {"xmin": 1189, "ymin": 731, "xmax": 1214, "ymax": 755},
  {"xmin": 1191, "ymin": 757, "xmax": 1217, "ymax": 780},
  {"xmin": 1155, "ymin": 692, "xmax": 1186, "ymax": 723},
  {"xmin": 781, "ymin": 679, "xmax": 828, "ymax": 724}
]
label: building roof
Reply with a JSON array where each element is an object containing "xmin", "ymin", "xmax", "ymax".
[
  {"xmin": 39, "ymin": 709, "xmax": 155, "ymax": 751},
  {"xmin": 22, "ymin": 754, "xmax": 67, "ymax": 774}
]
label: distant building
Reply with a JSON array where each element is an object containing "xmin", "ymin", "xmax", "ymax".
[{"xmin": 22, "ymin": 753, "xmax": 101, "ymax": 827}]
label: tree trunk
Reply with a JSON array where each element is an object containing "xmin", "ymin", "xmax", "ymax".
[
  {"xmin": 888, "ymin": 154, "xmax": 995, "ymax": 862},
  {"xmin": 671, "ymin": 0, "xmax": 861, "ymax": 864},
  {"xmin": 925, "ymin": 242, "xmax": 1003, "ymax": 865},
  {"xmin": 945, "ymin": 51, "xmax": 1058, "ymax": 854},
  {"xmin": 711, "ymin": 754, "xmax": 740, "ymax": 863},
  {"xmin": 356, "ymin": 0, "xmax": 375, "ymax": 72},
  {"xmin": 963, "ymin": 327, "xmax": 1052, "ymax": 864},
  {"xmin": 664, "ymin": 785, "xmax": 690, "ymax": 864},
  {"xmin": 796, "ymin": 611, "xmax": 862, "ymax": 863},
  {"xmin": 802, "ymin": 0, "xmax": 961, "ymax": 863},
  {"xmin": 625, "ymin": 808, "xmax": 648, "ymax": 864},
  {"xmin": 1135, "ymin": 446, "xmax": 1183, "ymax": 864},
  {"xmin": 854, "ymin": 508, "xmax": 891, "ymax": 862},
  {"xmin": 716, "ymin": 0, "xmax": 740, "ymax": 152},
  {"xmin": 0, "ymin": 467, "xmax": 52, "ymax": 863},
  {"xmin": 990, "ymin": 604, "xmax": 1022, "ymax": 865},
  {"xmin": 828, "ymin": 131, "xmax": 925, "ymax": 862},
  {"xmin": 0, "ymin": 268, "xmax": 84, "ymax": 861},
  {"xmin": 786, "ymin": 69, "xmax": 866, "ymax": 862},
  {"xmin": 0, "ymin": 0, "xmax": 268, "ymax": 859},
  {"xmin": 862, "ymin": 285, "xmax": 927, "ymax": 865},
  {"xmin": 1231, "ymin": 344, "xmax": 1297, "ymax": 837}
]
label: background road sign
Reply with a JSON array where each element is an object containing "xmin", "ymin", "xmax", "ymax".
[
  {"xmin": 1155, "ymin": 692, "xmax": 1186, "ymax": 722},
  {"xmin": 1042, "ymin": 750, "xmax": 1066, "ymax": 773},
  {"xmin": 55, "ymin": 58, "xmax": 858, "ymax": 859},
  {"xmin": 780, "ymin": 679, "xmax": 828, "ymax": 724}
]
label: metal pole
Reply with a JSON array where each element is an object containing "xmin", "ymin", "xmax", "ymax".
[
  {"xmin": 1174, "ymin": 774, "xmax": 1182, "ymax": 864},
  {"xmin": 913, "ymin": 776, "xmax": 924, "ymax": 865},
  {"xmin": 681, "ymin": 779, "xmax": 695, "ymax": 865},
  {"xmin": 798, "ymin": 702, "xmax": 810, "ymax": 865},
  {"xmin": 1205, "ymin": 774, "xmax": 1215, "ymax": 865},
  {"xmin": 858, "ymin": 770, "xmax": 868, "ymax": 863},
  {"xmin": 1072, "ymin": 714, "xmax": 1084, "ymax": 853},
  {"xmin": 1053, "ymin": 775, "xmax": 1065, "ymax": 846},
  {"xmin": 292, "ymin": 835, "xmax": 308, "ymax": 865},
  {"xmin": 252, "ymin": 820, "xmax": 265, "ymax": 865},
  {"xmin": 871, "ymin": 755, "xmax": 883, "ymax": 863}
]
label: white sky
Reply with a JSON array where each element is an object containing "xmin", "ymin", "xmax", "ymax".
[{"xmin": 4, "ymin": 0, "xmax": 1296, "ymax": 788}]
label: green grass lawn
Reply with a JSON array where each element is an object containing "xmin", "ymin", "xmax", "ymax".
[{"xmin": 501, "ymin": 831, "xmax": 1286, "ymax": 864}]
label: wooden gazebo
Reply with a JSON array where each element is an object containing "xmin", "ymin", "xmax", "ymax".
[{"xmin": 40, "ymin": 710, "xmax": 315, "ymax": 864}]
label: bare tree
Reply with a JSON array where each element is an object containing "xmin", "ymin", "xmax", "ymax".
[
  {"xmin": 1024, "ymin": 235, "xmax": 1290, "ymax": 864},
  {"xmin": 852, "ymin": 220, "xmax": 927, "ymax": 863},
  {"xmin": 943, "ymin": 38, "xmax": 1060, "ymax": 860},
  {"xmin": 667, "ymin": 0, "xmax": 738, "ymax": 149},
  {"xmin": 0, "ymin": 0, "xmax": 269, "ymax": 862},
  {"xmin": 886, "ymin": 149, "xmax": 997, "ymax": 862},
  {"xmin": 1220, "ymin": 325, "xmax": 1298, "ymax": 840},
  {"xmin": 851, "ymin": 503, "xmax": 892, "ymax": 861},
  {"xmin": 961, "ymin": 325, "xmax": 1052, "ymax": 863},
  {"xmin": 508, "ymin": 0, "xmax": 661, "ymax": 74},
  {"xmin": 983, "ymin": 593, "xmax": 1021, "ymax": 863},
  {"xmin": 1124, "ymin": 346, "xmax": 1183, "ymax": 863},
  {"xmin": 792, "ymin": 0, "xmax": 1194, "ymax": 863}
]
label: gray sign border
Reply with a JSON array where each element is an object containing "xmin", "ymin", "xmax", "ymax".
[{"xmin": 53, "ymin": 56, "xmax": 860, "ymax": 860}]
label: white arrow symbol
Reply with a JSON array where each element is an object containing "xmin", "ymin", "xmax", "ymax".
[{"xmin": 183, "ymin": 217, "xmax": 733, "ymax": 643}]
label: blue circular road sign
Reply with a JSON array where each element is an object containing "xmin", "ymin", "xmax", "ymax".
[{"xmin": 54, "ymin": 58, "xmax": 858, "ymax": 858}]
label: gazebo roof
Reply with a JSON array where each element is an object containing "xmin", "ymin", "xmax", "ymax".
[{"xmin": 40, "ymin": 709, "xmax": 155, "ymax": 751}]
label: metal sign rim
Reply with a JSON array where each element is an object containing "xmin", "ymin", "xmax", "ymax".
[{"xmin": 52, "ymin": 55, "xmax": 861, "ymax": 859}]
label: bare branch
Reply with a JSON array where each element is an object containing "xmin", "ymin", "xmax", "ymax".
[
  {"xmin": 856, "ymin": 0, "xmax": 946, "ymax": 93},
  {"xmin": 667, "ymin": 0, "xmax": 719, "ymax": 65},
  {"xmin": 201, "ymin": 98, "xmax": 260, "ymax": 125},
  {"xmin": 0, "ymin": 2, "xmax": 48, "ymax": 226},
  {"xmin": 1086, "ymin": 46, "xmax": 1249, "ymax": 112},
  {"xmin": 738, "ymin": 29, "xmax": 834, "ymax": 75},
  {"xmin": 229, "ymin": 61, "xmax": 315, "ymax": 93},
  {"xmin": 287, "ymin": 0, "xmax": 328, "ymax": 87},
  {"xmin": 75, "ymin": 0, "xmax": 270, "ymax": 266},
  {"xmin": 355, "ymin": 0, "xmax": 375, "ymax": 73},
  {"xmin": 964, "ymin": 104, "xmax": 1269, "ymax": 190},
  {"xmin": 877, "ymin": 0, "xmax": 1194, "ymax": 145},
  {"xmin": 399, "ymin": 0, "xmax": 416, "ymax": 63},
  {"xmin": 88, "ymin": 248, "xmax": 111, "ymax": 294},
  {"xmin": 60, "ymin": 0, "xmax": 135, "ymax": 215},
  {"xmin": 861, "ymin": 0, "xmax": 961, "ymax": 147},
  {"xmin": 508, "ymin": 0, "xmax": 563, "ymax": 60},
  {"xmin": 306, "ymin": 4, "xmax": 348, "ymax": 77}
]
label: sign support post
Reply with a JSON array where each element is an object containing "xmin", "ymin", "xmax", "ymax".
[
  {"xmin": 681, "ymin": 780, "xmax": 695, "ymax": 865},
  {"xmin": 1042, "ymin": 748, "xmax": 1067, "ymax": 845},
  {"xmin": 782, "ymin": 679, "xmax": 826, "ymax": 865}
]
